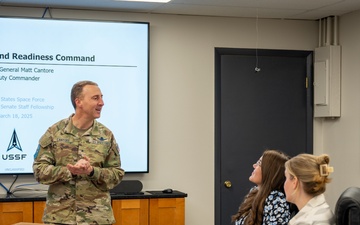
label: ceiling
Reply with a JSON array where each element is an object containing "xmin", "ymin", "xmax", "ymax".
[{"xmin": 1, "ymin": 0, "xmax": 360, "ymax": 20}]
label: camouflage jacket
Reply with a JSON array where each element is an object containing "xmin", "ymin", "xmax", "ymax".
[{"xmin": 33, "ymin": 114, "xmax": 125, "ymax": 225}]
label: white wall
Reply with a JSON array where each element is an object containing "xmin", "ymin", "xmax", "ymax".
[
  {"xmin": 317, "ymin": 9, "xmax": 360, "ymax": 210},
  {"xmin": 0, "ymin": 6, "xmax": 320, "ymax": 225}
]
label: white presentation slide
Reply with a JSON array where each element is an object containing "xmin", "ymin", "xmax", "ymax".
[{"xmin": 0, "ymin": 17, "xmax": 149, "ymax": 174}]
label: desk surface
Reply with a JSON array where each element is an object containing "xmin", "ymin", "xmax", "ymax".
[
  {"xmin": 0, "ymin": 190, "xmax": 187, "ymax": 202},
  {"xmin": 12, "ymin": 223, "xmax": 45, "ymax": 225}
]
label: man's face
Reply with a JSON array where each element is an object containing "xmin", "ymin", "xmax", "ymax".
[{"xmin": 76, "ymin": 84, "xmax": 104, "ymax": 119}]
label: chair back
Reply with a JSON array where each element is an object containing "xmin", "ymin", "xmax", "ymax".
[{"xmin": 335, "ymin": 187, "xmax": 360, "ymax": 225}]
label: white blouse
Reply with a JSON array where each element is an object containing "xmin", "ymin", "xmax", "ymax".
[{"xmin": 289, "ymin": 194, "xmax": 335, "ymax": 225}]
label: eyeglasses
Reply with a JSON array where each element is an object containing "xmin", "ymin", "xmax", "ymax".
[{"xmin": 255, "ymin": 159, "xmax": 262, "ymax": 167}]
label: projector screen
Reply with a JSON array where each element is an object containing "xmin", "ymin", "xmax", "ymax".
[{"xmin": 0, "ymin": 17, "xmax": 149, "ymax": 174}]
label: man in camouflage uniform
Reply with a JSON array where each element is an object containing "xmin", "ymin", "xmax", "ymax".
[{"xmin": 33, "ymin": 80, "xmax": 125, "ymax": 225}]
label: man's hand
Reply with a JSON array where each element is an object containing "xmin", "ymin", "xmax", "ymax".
[{"xmin": 67, "ymin": 156, "xmax": 93, "ymax": 175}]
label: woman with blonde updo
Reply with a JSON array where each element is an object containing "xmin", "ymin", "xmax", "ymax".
[{"xmin": 284, "ymin": 153, "xmax": 335, "ymax": 225}]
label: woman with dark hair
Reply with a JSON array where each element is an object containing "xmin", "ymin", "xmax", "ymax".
[
  {"xmin": 284, "ymin": 153, "xmax": 334, "ymax": 225},
  {"xmin": 232, "ymin": 149, "xmax": 291, "ymax": 225}
]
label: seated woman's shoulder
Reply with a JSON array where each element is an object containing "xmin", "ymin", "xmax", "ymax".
[{"xmin": 269, "ymin": 190, "xmax": 286, "ymax": 198}]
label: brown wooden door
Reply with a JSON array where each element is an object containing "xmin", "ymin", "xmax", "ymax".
[
  {"xmin": 0, "ymin": 202, "xmax": 33, "ymax": 224},
  {"xmin": 33, "ymin": 201, "xmax": 46, "ymax": 223},
  {"xmin": 149, "ymin": 198, "xmax": 185, "ymax": 225},
  {"xmin": 112, "ymin": 199, "xmax": 149, "ymax": 225}
]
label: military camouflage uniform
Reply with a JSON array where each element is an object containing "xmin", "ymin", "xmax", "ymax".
[{"xmin": 33, "ymin": 114, "xmax": 125, "ymax": 225}]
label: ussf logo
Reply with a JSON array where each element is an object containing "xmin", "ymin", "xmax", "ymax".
[{"xmin": 2, "ymin": 129, "xmax": 27, "ymax": 160}]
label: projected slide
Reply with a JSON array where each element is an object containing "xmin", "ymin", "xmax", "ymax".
[{"xmin": 0, "ymin": 18, "xmax": 149, "ymax": 174}]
